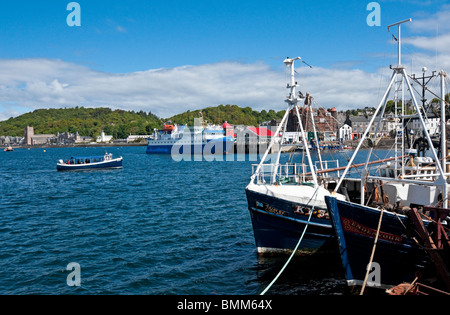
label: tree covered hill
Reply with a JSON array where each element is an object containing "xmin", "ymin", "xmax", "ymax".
[
  {"xmin": 0, "ymin": 104, "xmax": 286, "ymax": 138},
  {"xmin": 168, "ymin": 104, "xmax": 285, "ymax": 126},
  {"xmin": 0, "ymin": 107, "xmax": 162, "ymax": 138}
]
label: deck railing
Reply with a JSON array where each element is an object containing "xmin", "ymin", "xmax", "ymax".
[{"xmin": 251, "ymin": 160, "xmax": 340, "ymax": 184}]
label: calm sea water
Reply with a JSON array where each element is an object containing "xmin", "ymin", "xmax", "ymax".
[{"xmin": 0, "ymin": 146, "xmax": 390, "ymax": 295}]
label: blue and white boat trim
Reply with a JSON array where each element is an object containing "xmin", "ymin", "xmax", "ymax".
[
  {"xmin": 146, "ymin": 124, "xmax": 235, "ymax": 155},
  {"xmin": 246, "ymin": 183, "xmax": 341, "ymax": 255},
  {"xmin": 57, "ymin": 153, "xmax": 123, "ymax": 171}
]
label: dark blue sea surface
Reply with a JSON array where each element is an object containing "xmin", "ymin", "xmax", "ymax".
[{"xmin": 0, "ymin": 146, "xmax": 389, "ymax": 295}]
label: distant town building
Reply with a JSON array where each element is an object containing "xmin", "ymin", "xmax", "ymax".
[
  {"xmin": 24, "ymin": 126, "xmax": 55, "ymax": 145},
  {"xmin": 287, "ymin": 107, "xmax": 338, "ymax": 141},
  {"xmin": 0, "ymin": 136, "xmax": 23, "ymax": 146},
  {"xmin": 25, "ymin": 126, "xmax": 33, "ymax": 145},
  {"xmin": 126, "ymin": 134, "xmax": 150, "ymax": 143},
  {"xmin": 349, "ymin": 116, "xmax": 371, "ymax": 139},
  {"xmin": 24, "ymin": 126, "xmax": 94, "ymax": 145},
  {"xmin": 260, "ymin": 119, "xmax": 282, "ymax": 129},
  {"xmin": 349, "ymin": 114, "xmax": 402, "ymax": 139},
  {"xmin": 222, "ymin": 122, "xmax": 234, "ymax": 138},
  {"xmin": 96, "ymin": 131, "xmax": 113, "ymax": 143},
  {"xmin": 55, "ymin": 131, "xmax": 93, "ymax": 144},
  {"xmin": 406, "ymin": 114, "xmax": 440, "ymax": 136},
  {"xmin": 339, "ymin": 124, "xmax": 352, "ymax": 140},
  {"xmin": 75, "ymin": 133, "xmax": 93, "ymax": 144},
  {"xmin": 234, "ymin": 125, "xmax": 275, "ymax": 144}
]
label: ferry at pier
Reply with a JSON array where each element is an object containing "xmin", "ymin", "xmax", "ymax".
[
  {"xmin": 146, "ymin": 123, "xmax": 235, "ymax": 155},
  {"xmin": 57, "ymin": 153, "xmax": 123, "ymax": 171}
]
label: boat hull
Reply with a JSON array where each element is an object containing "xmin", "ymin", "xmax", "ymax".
[
  {"xmin": 146, "ymin": 137, "xmax": 235, "ymax": 155},
  {"xmin": 56, "ymin": 158, "xmax": 123, "ymax": 171},
  {"xmin": 325, "ymin": 196, "xmax": 430, "ymax": 289},
  {"xmin": 246, "ymin": 185, "xmax": 339, "ymax": 256}
]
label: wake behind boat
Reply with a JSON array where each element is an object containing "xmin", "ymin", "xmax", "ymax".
[{"xmin": 57, "ymin": 153, "xmax": 123, "ymax": 171}]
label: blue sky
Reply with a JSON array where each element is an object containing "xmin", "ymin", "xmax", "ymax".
[{"xmin": 0, "ymin": 0, "xmax": 449, "ymax": 120}]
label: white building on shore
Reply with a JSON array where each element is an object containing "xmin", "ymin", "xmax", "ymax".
[
  {"xmin": 406, "ymin": 114, "xmax": 440, "ymax": 136},
  {"xmin": 96, "ymin": 131, "xmax": 113, "ymax": 143},
  {"xmin": 339, "ymin": 124, "xmax": 352, "ymax": 141}
]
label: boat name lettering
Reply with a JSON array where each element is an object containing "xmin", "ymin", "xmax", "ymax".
[
  {"xmin": 341, "ymin": 217, "xmax": 402, "ymax": 243},
  {"xmin": 264, "ymin": 205, "xmax": 287, "ymax": 216},
  {"xmin": 256, "ymin": 201, "xmax": 264, "ymax": 209},
  {"xmin": 294, "ymin": 206, "xmax": 329, "ymax": 219},
  {"xmin": 294, "ymin": 206, "xmax": 309, "ymax": 215}
]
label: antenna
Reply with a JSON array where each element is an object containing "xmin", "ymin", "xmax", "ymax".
[{"xmin": 387, "ymin": 18, "xmax": 412, "ymax": 67}]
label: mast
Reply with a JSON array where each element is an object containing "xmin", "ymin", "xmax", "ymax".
[
  {"xmin": 440, "ymin": 70, "xmax": 447, "ymax": 171},
  {"xmin": 272, "ymin": 57, "xmax": 301, "ymax": 178},
  {"xmin": 389, "ymin": 19, "xmax": 411, "ymax": 67},
  {"xmin": 281, "ymin": 57, "xmax": 318, "ymax": 186},
  {"xmin": 440, "ymin": 70, "xmax": 448, "ymax": 207},
  {"xmin": 333, "ymin": 18, "xmax": 448, "ymax": 206},
  {"xmin": 333, "ymin": 72, "xmax": 396, "ymax": 194},
  {"xmin": 307, "ymin": 95, "xmax": 324, "ymax": 171},
  {"xmin": 252, "ymin": 57, "xmax": 319, "ymax": 187}
]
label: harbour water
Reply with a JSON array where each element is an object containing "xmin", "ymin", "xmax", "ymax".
[{"xmin": 0, "ymin": 146, "xmax": 387, "ymax": 295}]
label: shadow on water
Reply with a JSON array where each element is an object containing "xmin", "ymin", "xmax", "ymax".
[{"xmin": 252, "ymin": 248, "xmax": 351, "ymax": 295}]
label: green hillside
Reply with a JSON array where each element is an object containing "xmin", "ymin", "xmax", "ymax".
[
  {"xmin": 0, "ymin": 107, "xmax": 162, "ymax": 138},
  {"xmin": 168, "ymin": 104, "xmax": 285, "ymax": 126},
  {"xmin": 0, "ymin": 104, "xmax": 286, "ymax": 138}
]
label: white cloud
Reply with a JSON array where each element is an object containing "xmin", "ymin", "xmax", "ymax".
[
  {"xmin": 407, "ymin": 4, "xmax": 450, "ymax": 33},
  {"xmin": 115, "ymin": 25, "xmax": 127, "ymax": 33},
  {"xmin": 392, "ymin": 4, "xmax": 450, "ymax": 100},
  {"xmin": 404, "ymin": 33, "xmax": 450, "ymax": 54},
  {"xmin": 0, "ymin": 58, "xmax": 394, "ymax": 123},
  {"xmin": 0, "ymin": 4, "xmax": 449, "ymax": 125},
  {"xmin": 0, "ymin": 59, "xmax": 283, "ymax": 120},
  {"xmin": 350, "ymin": 4, "xmax": 450, "ymax": 106}
]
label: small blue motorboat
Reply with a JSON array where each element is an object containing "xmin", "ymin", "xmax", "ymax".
[{"xmin": 57, "ymin": 153, "xmax": 123, "ymax": 171}]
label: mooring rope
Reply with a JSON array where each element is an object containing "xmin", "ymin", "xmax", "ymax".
[
  {"xmin": 260, "ymin": 186, "xmax": 320, "ymax": 295},
  {"xmin": 360, "ymin": 207, "xmax": 384, "ymax": 295}
]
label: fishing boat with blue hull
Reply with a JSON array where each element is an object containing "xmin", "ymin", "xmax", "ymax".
[
  {"xmin": 246, "ymin": 184, "xmax": 344, "ymax": 255},
  {"xmin": 324, "ymin": 19, "xmax": 450, "ymax": 292},
  {"xmin": 57, "ymin": 153, "xmax": 123, "ymax": 171},
  {"xmin": 146, "ymin": 122, "xmax": 235, "ymax": 155},
  {"xmin": 325, "ymin": 196, "xmax": 432, "ymax": 289},
  {"xmin": 246, "ymin": 45, "xmax": 449, "ymax": 258},
  {"xmin": 245, "ymin": 57, "xmax": 364, "ymax": 256}
]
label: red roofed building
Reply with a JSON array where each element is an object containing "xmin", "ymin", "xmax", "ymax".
[
  {"xmin": 247, "ymin": 127, "xmax": 276, "ymax": 137},
  {"xmin": 222, "ymin": 121, "xmax": 234, "ymax": 137},
  {"xmin": 234, "ymin": 125, "xmax": 277, "ymax": 146}
]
